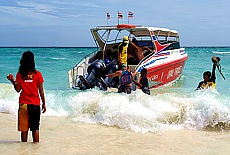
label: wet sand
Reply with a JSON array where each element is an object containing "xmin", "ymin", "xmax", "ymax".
[{"xmin": 1, "ymin": 113, "xmax": 230, "ymax": 155}]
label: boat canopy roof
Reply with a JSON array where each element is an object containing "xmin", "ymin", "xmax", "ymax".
[
  {"xmin": 91, "ymin": 25, "xmax": 179, "ymax": 37},
  {"xmin": 90, "ymin": 24, "xmax": 181, "ymax": 52}
]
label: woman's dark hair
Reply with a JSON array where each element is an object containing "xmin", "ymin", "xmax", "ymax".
[{"xmin": 19, "ymin": 51, "xmax": 36, "ymax": 79}]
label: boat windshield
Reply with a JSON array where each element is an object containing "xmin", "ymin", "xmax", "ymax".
[{"xmin": 96, "ymin": 29, "xmax": 131, "ymax": 44}]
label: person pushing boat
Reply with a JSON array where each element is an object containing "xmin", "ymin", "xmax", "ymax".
[
  {"xmin": 107, "ymin": 64, "xmax": 133, "ymax": 94},
  {"xmin": 132, "ymin": 68, "xmax": 150, "ymax": 95}
]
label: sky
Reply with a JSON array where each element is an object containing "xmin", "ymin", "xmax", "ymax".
[{"xmin": 0, "ymin": 0, "xmax": 229, "ymax": 47}]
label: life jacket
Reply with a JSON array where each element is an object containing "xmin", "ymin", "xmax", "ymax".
[
  {"xmin": 120, "ymin": 70, "xmax": 132, "ymax": 86},
  {"xmin": 118, "ymin": 43, "xmax": 128, "ymax": 65},
  {"xmin": 201, "ymin": 82, "xmax": 216, "ymax": 89}
]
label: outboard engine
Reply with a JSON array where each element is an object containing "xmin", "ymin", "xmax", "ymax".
[{"xmin": 77, "ymin": 59, "xmax": 108, "ymax": 90}]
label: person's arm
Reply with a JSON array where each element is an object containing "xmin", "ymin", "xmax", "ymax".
[
  {"xmin": 132, "ymin": 79, "xmax": 141, "ymax": 87},
  {"xmin": 211, "ymin": 64, "xmax": 216, "ymax": 82},
  {"xmin": 143, "ymin": 46, "xmax": 154, "ymax": 53},
  {"xmin": 7, "ymin": 73, "xmax": 21, "ymax": 92},
  {"xmin": 38, "ymin": 83, "xmax": 46, "ymax": 113},
  {"xmin": 129, "ymin": 41, "xmax": 139, "ymax": 49},
  {"xmin": 195, "ymin": 81, "xmax": 202, "ymax": 90},
  {"xmin": 13, "ymin": 81, "xmax": 21, "ymax": 93},
  {"xmin": 107, "ymin": 71, "xmax": 121, "ymax": 78},
  {"xmin": 211, "ymin": 56, "xmax": 218, "ymax": 83},
  {"xmin": 130, "ymin": 41, "xmax": 144, "ymax": 60},
  {"xmin": 118, "ymin": 44, "xmax": 122, "ymax": 65},
  {"xmin": 131, "ymin": 71, "xmax": 140, "ymax": 87}
]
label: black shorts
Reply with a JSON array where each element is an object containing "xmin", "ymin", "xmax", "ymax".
[{"xmin": 27, "ymin": 104, "xmax": 41, "ymax": 132}]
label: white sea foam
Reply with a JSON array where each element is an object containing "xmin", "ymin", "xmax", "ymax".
[
  {"xmin": 51, "ymin": 57, "xmax": 66, "ymax": 60},
  {"xmin": 68, "ymin": 88, "xmax": 230, "ymax": 133},
  {"xmin": 1, "ymin": 83, "xmax": 230, "ymax": 133},
  {"xmin": 213, "ymin": 51, "xmax": 230, "ymax": 54}
]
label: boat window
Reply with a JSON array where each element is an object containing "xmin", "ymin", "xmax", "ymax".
[
  {"xmin": 130, "ymin": 36, "xmax": 153, "ymax": 47},
  {"xmin": 157, "ymin": 36, "xmax": 179, "ymax": 45},
  {"xmin": 96, "ymin": 29, "xmax": 130, "ymax": 45},
  {"xmin": 166, "ymin": 42, "xmax": 180, "ymax": 50},
  {"xmin": 167, "ymin": 36, "xmax": 178, "ymax": 42}
]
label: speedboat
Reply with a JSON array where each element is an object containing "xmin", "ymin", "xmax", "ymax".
[{"xmin": 68, "ymin": 24, "xmax": 188, "ymax": 91}]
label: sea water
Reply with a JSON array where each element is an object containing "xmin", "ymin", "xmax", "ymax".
[{"xmin": 0, "ymin": 47, "xmax": 230, "ymax": 133}]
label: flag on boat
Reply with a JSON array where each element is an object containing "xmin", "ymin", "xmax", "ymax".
[
  {"xmin": 128, "ymin": 11, "xmax": 134, "ymax": 18},
  {"xmin": 107, "ymin": 12, "xmax": 110, "ymax": 19},
  {"xmin": 118, "ymin": 11, "xmax": 123, "ymax": 19}
]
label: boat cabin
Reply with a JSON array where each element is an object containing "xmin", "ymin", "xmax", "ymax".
[{"xmin": 90, "ymin": 25, "xmax": 181, "ymax": 66}]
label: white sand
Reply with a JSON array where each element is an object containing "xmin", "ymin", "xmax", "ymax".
[{"xmin": 1, "ymin": 113, "xmax": 230, "ymax": 155}]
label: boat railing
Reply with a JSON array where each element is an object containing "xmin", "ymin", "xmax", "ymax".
[
  {"xmin": 72, "ymin": 62, "xmax": 87, "ymax": 88},
  {"xmin": 73, "ymin": 49, "xmax": 97, "ymax": 68},
  {"xmin": 71, "ymin": 48, "xmax": 98, "ymax": 88}
]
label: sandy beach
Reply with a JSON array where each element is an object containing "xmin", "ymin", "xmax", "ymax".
[{"xmin": 1, "ymin": 113, "xmax": 230, "ymax": 155}]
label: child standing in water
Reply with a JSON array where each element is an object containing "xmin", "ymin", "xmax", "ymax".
[{"xmin": 7, "ymin": 51, "xmax": 46, "ymax": 143}]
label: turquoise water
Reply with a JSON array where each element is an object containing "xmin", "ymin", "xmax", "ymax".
[
  {"xmin": 1, "ymin": 47, "xmax": 230, "ymax": 133},
  {"xmin": 0, "ymin": 47, "xmax": 97, "ymax": 90}
]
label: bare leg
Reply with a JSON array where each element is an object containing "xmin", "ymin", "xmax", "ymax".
[
  {"xmin": 21, "ymin": 131, "xmax": 28, "ymax": 142},
  {"xmin": 32, "ymin": 130, "xmax": 39, "ymax": 143}
]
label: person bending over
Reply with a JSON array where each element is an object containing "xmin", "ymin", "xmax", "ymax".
[{"xmin": 107, "ymin": 64, "xmax": 134, "ymax": 94}]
